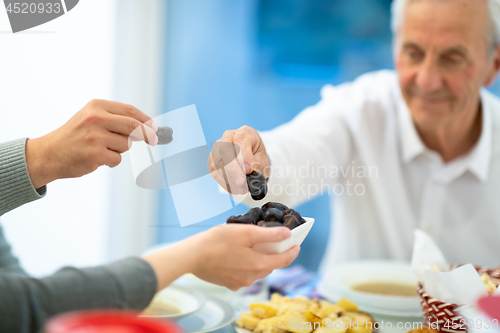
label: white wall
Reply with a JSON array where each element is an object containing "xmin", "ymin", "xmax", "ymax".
[
  {"xmin": 0, "ymin": 0, "xmax": 116, "ymax": 276},
  {"xmin": 106, "ymin": 0, "xmax": 165, "ymax": 262}
]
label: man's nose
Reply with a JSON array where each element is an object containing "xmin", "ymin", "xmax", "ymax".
[{"xmin": 415, "ymin": 59, "xmax": 443, "ymax": 92}]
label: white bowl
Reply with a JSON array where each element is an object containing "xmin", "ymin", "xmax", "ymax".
[
  {"xmin": 253, "ymin": 217, "xmax": 314, "ymax": 254},
  {"xmin": 141, "ymin": 284, "xmax": 206, "ymax": 321},
  {"xmin": 317, "ymin": 260, "xmax": 422, "ymax": 317}
]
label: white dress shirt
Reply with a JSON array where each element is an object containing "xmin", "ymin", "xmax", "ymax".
[{"xmin": 257, "ymin": 70, "xmax": 500, "ymax": 274}]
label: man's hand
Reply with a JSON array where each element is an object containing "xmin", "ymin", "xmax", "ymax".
[
  {"xmin": 208, "ymin": 125, "xmax": 271, "ymax": 195},
  {"xmin": 143, "ymin": 224, "xmax": 300, "ymax": 292},
  {"xmin": 25, "ymin": 99, "xmax": 158, "ymax": 189}
]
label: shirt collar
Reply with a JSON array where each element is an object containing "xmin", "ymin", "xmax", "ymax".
[{"xmin": 398, "ymin": 89, "xmax": 492, "ymax": 183}]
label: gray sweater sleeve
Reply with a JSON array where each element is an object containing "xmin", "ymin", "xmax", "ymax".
[
  {"xmin": 0, "ymin": 138, "xmax": 47, "ymax": 216},
  {"xmin": 0, "ymin": 223, "xmax": 27, "ymax": 275},
  {"xmin": 0, "ymin": 257, "xmax": 158, "ymax": 333},
  {"xmin": 0, "ymin": 139, "xmax": 158, "ymax": 331},
  {"xmin": 0, "ymin": 138, "xmax": 43, "ymax": 275}
]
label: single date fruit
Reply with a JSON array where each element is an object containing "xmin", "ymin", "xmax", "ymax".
[
  {"xmin": 284, "ymin": 208, "xmax": 306, "ymax": 224},
  {"xmin": 283, "ymin": 214, "xmax": 301, "ymax": 229},
  {"xmin": 246, "ymin": 171, "xmax": 267, "ymax": 201},
  {"xmin": 264, "ymin": 208, "xmax": 284, "ymax": 222},
  {"xmin": 262, "ymin": 202, "xmax": 288, "ymax": 213}
]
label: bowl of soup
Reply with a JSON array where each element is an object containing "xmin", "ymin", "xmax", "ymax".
[
  {"xmin": 141, "ymin": 284, "xmax": 206, "ymax": 321},
  {"xmin": 317, "ymin": 260, "xmax": 422, "ymax": 316},
  {"xmin": 351, "ymin": 281, "xmax": 419, "ymax": 297}
]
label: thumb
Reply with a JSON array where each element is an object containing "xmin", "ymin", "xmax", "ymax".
[
  {"xmin": 248, "ymin": 226, "xmax": 291, "ymax": 245},
  {"xmin": 263, "ymin": 245, "xmax": 300, "ymax": 270}
]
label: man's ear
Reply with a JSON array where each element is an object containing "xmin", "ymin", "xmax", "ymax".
[{"xmin": 485, "ymin": 44, "xmax": 500, "ymax": 86}]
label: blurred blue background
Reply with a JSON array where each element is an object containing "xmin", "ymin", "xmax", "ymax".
[{"xmin": 156, "ymin": 0, "xmax": 394, "ymax": 272}]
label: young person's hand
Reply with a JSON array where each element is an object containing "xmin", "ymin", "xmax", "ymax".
[
  {"xmin": 25, "ymin": 99, "xmax": 158, "ymax": 188},
  {"xmin": 143, "ymin": 224, "xmax": 300, "ymax": 291}
]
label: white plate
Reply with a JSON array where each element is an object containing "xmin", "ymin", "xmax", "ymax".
[
  {"xmin": 141, "ymin": 284, "xmax": 206, "ymax": 320},
  {"xmin": 176, "ymin": 296, "xmax": 236, "ymax": 333},
  {"xmin": 253, "ymin": 217, "xmax": 315, "ymax": 254},
  {"xmin": 317, "ymin": 260, "xmax": 422, "ymax": 317},
  {"xmin": 319, "ymin": 287, "xmax": 423, "ymax": 317}
]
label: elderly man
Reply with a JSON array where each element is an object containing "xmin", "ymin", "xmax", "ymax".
[{"xmin": 209, "ymin": 0, "xmax": 500, "ymax": 275}]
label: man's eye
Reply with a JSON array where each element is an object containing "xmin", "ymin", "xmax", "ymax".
[
  {"xmin": 443, "ymin": 55, "xmax": 463, "ymax": 65},
  {"xmin": 406, "ymin": 50, "xmax": 422, "ymax": 60}
]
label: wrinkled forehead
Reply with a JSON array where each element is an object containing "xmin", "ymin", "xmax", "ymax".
[{"xmin": 397, "ymin": 0, "xmax": 491, "ymax": 50}]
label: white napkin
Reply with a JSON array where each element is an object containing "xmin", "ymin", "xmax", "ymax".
[
  {"xmin": 423, "ymin": 264, "xmax": 488, "ymax": 305},
  {"xmin": 411, "ymin": 229, "xmax": 493, "ymax": 306},
  {"xmin": 411, "ymin": 229, "xmax": 450, "ymax": 282}
]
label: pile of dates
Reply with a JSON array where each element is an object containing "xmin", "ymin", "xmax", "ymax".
[{"xmin": 226, "ymin": 202, "xmax": 306, "ymax": 230}]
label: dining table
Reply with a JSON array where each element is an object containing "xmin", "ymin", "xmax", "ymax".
[{"xmin": 171, "ymin": 270, "xmax": 425, "ymax": 333}]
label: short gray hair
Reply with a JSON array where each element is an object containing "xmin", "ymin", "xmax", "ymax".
[{"xmin": 391, "ymin": 0, "xmax": 500, "ymax": 52}]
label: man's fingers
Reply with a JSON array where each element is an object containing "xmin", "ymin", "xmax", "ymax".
[
  {"xmin": 140, "ymin": 124, "xmax": 158, "ymax": 146},
  {"xmin": 102, "ymin": 149, "xmax": 123, "ymax": 168},
  {"xmin": 210, "ymin": 168, "xmax": 231, "ymax": 192},
  {"xmin": 248, "ymin": 226, "xmax": 291, "ymax": 245},
  {"xmin": 144, "ymin": 118, "xmax": 159, "ymax": 132},
  {"xmin": 105, "ymin": 132, "xmax": 130, "ymax": 153},
  {"xmin": 220, "ymin": 129, "xmax": 236, "ymax": 142},
  {"xmin": 223, "ymin": 158, "xmax": 247, "ymax": 195},
  {"xmin": 107, "ymin": 114, "xmax": 158, "ymax": 146},
  {"xmin": 224, "ymin": 130, "xmax": 246, "ymax": 174},
  {"xmin": 233, "ymin": 127, "xmax": 257, "ymax": 174},
  {"xmin": 208, "ymin": 150, "xmax": 234, "ymax": 193},
  {"xmin": 98, "ymin": 99, "xmax": 158, "ymax": 131},
  {"xmin": 211, "ymin": 139, "xmax": 247, "ymax": 195},
  {"xmin": 209, "ymin": 127, "xmax": 262, "ymax": 193}
]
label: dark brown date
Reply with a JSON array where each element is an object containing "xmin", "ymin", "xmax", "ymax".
[
  {"xmin": 227, "ymin": 207, "xmax": 263, "ymax": 224},
  {"xmin": 247, "ymin": 171, "xmax": 267, "ymax": 201},
  {"xmin": 283, "ymin": 214, "xmax": 301, "ymax": 229},
  {"xmin": 156, "ymin": 126, "xmax": 174, "ymax": 145},
  {"xmin": 226, "ymin": 202, "xmax": 306, "ymax": 230},
  {"xmin": 284, "ymin": 208, "xmax": 306, "ymax": 224},
  {"xmin": 244, "ymin": 207, "xmax": 264, "ymax": 224},
  {"xmin": 264, "ymin": 208, "xmax": 284, "ymax": 222},
  {"xmin": 226, "ymin": 215, "xmax": 253, "ymax": 224},
  {"xmin": 262, "ymin": 202, "xmax": 288, "ymax": 213}
]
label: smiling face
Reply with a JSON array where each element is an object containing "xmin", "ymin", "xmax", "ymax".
[{"xmin": 395, "ymin": 0, "xmax": 500, "ymax": 130}]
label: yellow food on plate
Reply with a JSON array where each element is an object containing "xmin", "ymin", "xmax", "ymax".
[
  {"xmin": 314, "ymin": 318, "xmax": 349, "ymax": 333},
  {"xmin": 251, "ymin": 303, "xmax": 279, "ymax": 319},
  {"xmin": 305, "ymin": 310, "xmax": 322, "ymax": 325},
  {"xmin": 237, "ymin": 313, "xmax": 262, "ymax": 330},
  {"xmin": 337, "ymin": 298, "xmax": 358, "ymax": 311},
  {"xmin": 317, "ymin": 304, "xmax": 344, "ymax": 319},
  {"xmin": 343, "ymin": 311, "xmax": 374, "ymax": 333},
  {"xmin": 235, "ymin": 293, "xmax": 374, "ymax": 333}
]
